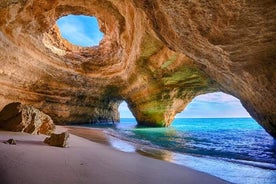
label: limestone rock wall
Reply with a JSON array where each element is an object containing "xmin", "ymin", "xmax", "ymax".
[
  {"xmin": 0, "ymin": 0, "xmax": 275, "ymax": 137},
  {"xmin": 135, "ymin": 0, "xmax": 276, "ymax": 136}
]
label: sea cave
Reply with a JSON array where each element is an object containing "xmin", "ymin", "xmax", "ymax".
[{"xmin": 0, "ymin": 1, "xmax": 275, "ymax": 184}]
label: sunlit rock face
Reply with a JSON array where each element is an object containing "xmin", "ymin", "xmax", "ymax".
[{"xmin": 0, "ymin": 1, "xmax": 275, "ymax": 137}]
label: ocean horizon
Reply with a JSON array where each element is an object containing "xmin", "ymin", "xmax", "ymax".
[{"xmin": 83, "ymin": 117, "xmax": 276, "ymax": 184}]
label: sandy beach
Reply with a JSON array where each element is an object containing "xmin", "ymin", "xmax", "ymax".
[{"xmin": 0, "ymin": 126, "xmax": 229, "ymax": 184}]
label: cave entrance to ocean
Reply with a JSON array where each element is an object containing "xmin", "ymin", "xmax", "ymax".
[
  {"xmin": 118, "ymin": 101, "xmax": 135, "ymax": 119},
  {"xmin": 118, "ymin": 92, "xmax": 252, "ymax": 125},
  {"xmin": 115, "ymin": 93, "xmax": 276, "ymax": 184},
  {"xmin": 177, "ymin": 92, "xmax": 251, "ymax": 118},
  {"xmin": 56, "ymin": 14, "xmax": 104, "ymax": 47}
]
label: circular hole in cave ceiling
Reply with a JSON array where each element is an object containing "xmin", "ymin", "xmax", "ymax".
[{"xmin": 56, "ymin": 14, "xmax": 104, "ymax": 47}]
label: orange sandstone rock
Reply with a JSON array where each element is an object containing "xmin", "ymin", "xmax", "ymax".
[
  {"xmin": 44, "ymin": 131, "xmax": 69, "ymax": 148},
  {"xmin": 0, "ymin": 102, "xmax": 55, "ymax": 135},
  {"xmin": 0, "ymin": 1, "xmax": 275, "ymax": 137}
]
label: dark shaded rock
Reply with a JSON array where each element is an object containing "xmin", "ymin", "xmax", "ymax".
[
  {"xmin": 44, "ymin": 131, "xmax": 69, "ymax": 148},
  {"xmin": 0, "ymin": 102, "xmax": 55, "ymax": 135},
  {"xmin": 3, "ymin": 138, "xmax": 16, "ymax": 145}
]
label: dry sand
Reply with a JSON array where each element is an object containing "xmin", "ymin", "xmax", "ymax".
[{"xmin": 0, "ymin": 126, "xmax": 229, "ymax": 184}]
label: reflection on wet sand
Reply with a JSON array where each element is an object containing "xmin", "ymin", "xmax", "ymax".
[
  {"xmin": 136, "ymin": 147, "xmax": 173, "ymax": 162},
  {"xmin": 66, "ymin": 126, "xmax": 110, "ymax": 145},
  {"xmin": 67, "ymin": 125, "xmax": 174, "ymax": 162},
  {"xmin": 67, "ymin": 125, "xmax": 276, "ymax": 184}
]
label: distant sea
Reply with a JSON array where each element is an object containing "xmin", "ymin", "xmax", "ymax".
[{"xmin": 84, "ymin": 118, "xmax": 276, "ymax": 184}]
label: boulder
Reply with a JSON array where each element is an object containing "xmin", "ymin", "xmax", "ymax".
[
  {"xmin": 44, "ymin": 131, "xmax": 69, "ymax": 148},
  {"xmin": 0, "ymin": 102, "xmax": 55, "ymax": 135}
]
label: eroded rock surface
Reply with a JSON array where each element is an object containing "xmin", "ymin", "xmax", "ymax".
[
  {"xmin": 44, "ymin": 131, "xmax": 69, "ymax": 148},
  {"xmin": 0, "ymin": 1, "xmax": 275, "ymax": 137},
  {"xmin": 0, "ymin": 102, "xmax": 55, "ymax": 135}
]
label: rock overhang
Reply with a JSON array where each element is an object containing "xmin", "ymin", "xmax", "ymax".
[{"xmin": 0, "ymin": 0, "xmax": 275, "ymax": 137}]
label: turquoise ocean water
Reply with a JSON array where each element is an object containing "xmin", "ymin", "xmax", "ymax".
[{"xmin": 85, "ymin": 118, "xmax": 276, "ymax": 184}]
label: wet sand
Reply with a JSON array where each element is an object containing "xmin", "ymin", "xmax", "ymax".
[
  {"xmin": 0, "ymin": 126, "xmax": 229, "ymax": 184},
  {"xmin": 66, "ymin": 126, "xmax": 110, "ymax": 145}
]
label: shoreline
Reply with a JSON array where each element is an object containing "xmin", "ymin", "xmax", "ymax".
[
  {"xmin": 67, "ymin": 125, "xmax": 174, "ymax": 161},
  {"xmin": 0, "ymin": 126, "xmax": 229, "ymax": 184},
  {"xmin": 67, "ymin": 125, "xmax": 276, "ymax": 184}
]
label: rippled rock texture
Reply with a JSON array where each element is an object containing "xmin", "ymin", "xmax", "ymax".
[{"xmin": 0, "ymin": 1, "xmax": 275, "ymax": 137}]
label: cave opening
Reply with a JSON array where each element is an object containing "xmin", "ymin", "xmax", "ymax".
[
  {"xmin": 56, "ymin": 14, "xmax": 104, "ymax": 47},
  {"xmin": 177, "ymin": 92, "xmax": 251, "ymax": 118},
  {"xmin": 118, "ymin": 101, "xmax": 135, "ymax": 120}
]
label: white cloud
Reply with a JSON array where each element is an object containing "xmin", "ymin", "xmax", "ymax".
[
  {"xmin": 177, "ymin": 92, "xmax": 251, "ymax": 118},
  {"xmin": 194, "ymin": 92, "xmax": 240, "ymax": 104}
]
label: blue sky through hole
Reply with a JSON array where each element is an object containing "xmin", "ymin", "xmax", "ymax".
[
  {"xmin": 56, "ymin": 15, "xmax": 103, "ymax": 47},
  {"xmin": 119, "ymin": 92, "xmax": 251, "ymax": 118},
  {"xmin": 57, "ymin": 15, "xmax": 251, "ymax": 118}
]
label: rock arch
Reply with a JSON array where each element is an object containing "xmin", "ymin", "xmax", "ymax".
[{"xmin": 0, "ymin": 0, "xmax": 275, "ymax": 137}]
